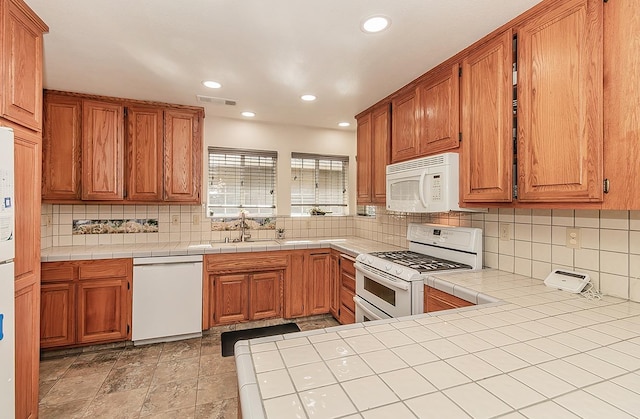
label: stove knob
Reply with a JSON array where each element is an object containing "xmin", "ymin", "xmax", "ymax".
[
  {"xmin": 385, "ymin": 264, "xmax": 392, "ymax": 271},
  {"xmin": 367, "ymin": 256, "xmax": 374, "ymax": 264},
  {"xmin": 395, "ymin": 268, "xmax": 403, "ymax": 275}
]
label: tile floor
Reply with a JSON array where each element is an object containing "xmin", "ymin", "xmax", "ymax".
[{"xmin": 38, "ymin": 315, "xmax": 340, "ymax": 419}]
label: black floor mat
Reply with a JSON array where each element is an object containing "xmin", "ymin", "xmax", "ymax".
[{"xmin": 221, "ymin": 323, "xmax": 300, "ymax": 357}]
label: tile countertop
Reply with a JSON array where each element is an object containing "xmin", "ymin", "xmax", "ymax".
[
  {"xmin": 235, "ymin": 269, "xmax": 640, "ymax": 419},
  {"xmin": 40, "ymin": 237, "xmax": 402, "ymax": 262}
]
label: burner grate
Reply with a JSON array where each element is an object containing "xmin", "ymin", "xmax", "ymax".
[{"xmin": 369, "ymin": 250, "xmax": 471, "ymax": 273}]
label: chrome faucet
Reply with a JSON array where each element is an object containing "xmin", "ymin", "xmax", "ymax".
[{"xmin": 234, "ymin": 211, "xmax": 251, "ymax": 242}]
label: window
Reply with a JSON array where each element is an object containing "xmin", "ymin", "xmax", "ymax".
[
  {"xmin": 207, "ymin": 147, "xmax": 277, "ymax": 217},
  {"xmin": 291, "ymin": 153, "xmax": 348, "ymax": 216}
]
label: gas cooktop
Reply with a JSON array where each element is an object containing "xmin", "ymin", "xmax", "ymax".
[{"xmin": 368, "ymin": 250, "xmax": 472, "ymax": 273}]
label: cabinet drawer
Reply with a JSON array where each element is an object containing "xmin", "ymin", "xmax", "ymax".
[
  {"xmin": 78, "ymin": 259, "xmax": 131, "ymax": 279},
  {"xmin": 41, "ymin": 264, "xmax": 75, "ymax": 283},
  {"xmin": 340, "ymin": 255, "xmax": 356, "ymax": 276},
  {"xmin": 340, "ymin": 306, "xmax": 355, "ymax": 325},
  {"xmin": 341, "ymin": 273, "xmax": 355, "ymax": 293},
  {"xmin": 206, "ymin": 252, "xmax": 288, "ymax": 273},
  {"xmin": 340, "ymin": 287, "xmax": 355, "ymax": 313}
]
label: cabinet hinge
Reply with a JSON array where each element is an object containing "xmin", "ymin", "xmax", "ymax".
[
  {"xmin": 123, "ymin": 107, "xmax": 128, "ymax": 117},
  {"xmin": 338, "ymin": 259, "xmax": 341, "ymax": 267},
  {"xmin": 126, "ymin": 324, "xmax": 130, "ymax": 334},
  {"xmin": 603, "ymin": 0, "xmax": 608, "ymax": 3},
  {"xmin": 127, "ymin": 281, "xmax": 130, "ymax": 290},
  {"xmin": 459, "ymin": 132, "xmax": 462, "ymax": 142},
  {"xmin": 604, "ymin": 178, "xmax": 610, "ymax": 193},
  {"xmin": 458, "ymin": 67, "xmax": 462, "ymax": 77}
]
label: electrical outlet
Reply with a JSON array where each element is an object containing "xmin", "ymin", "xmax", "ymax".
[
  {"xmin": 566, "ymin": 228, "xmax": 581, "ymax": 249},
  {"xmin": 499, "ymin": 223, "xmax": 511, "ymax": 241},
  {"xmin": 192, "ymin": 214, "xmax": 200, "ymax": 226},
  {"xmin": 45, "ymin": 215, "xmax": 52, "ymax": 227},
  {"xmin": 171, "ymin": 215, "xmax": 180, "ymax": 226}
]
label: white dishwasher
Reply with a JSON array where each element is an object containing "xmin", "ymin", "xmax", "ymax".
[{"xmin": 133, "ymin": 255, "xmax": 203, "ymax": 345}]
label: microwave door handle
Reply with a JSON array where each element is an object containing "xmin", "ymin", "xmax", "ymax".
[
  {"xmin": 418, "ymin": 171, "xmax": 429, "ymax": 210},
  {"xmin": 355, "ymin": 263, "xmax": 410, "ymax": 291},
  {"xmin": 353, "ymin": 296, "xmax": 385, "ymax": 321}
]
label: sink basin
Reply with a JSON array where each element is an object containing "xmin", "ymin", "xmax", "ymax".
[{"xmin": 215, "ymin": 240, "xmax": 281, "ymax": 247}]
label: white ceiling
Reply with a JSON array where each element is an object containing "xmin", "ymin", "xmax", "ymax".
[{"xmin": 26, "ymin": 0, "xmax": 542, "ymax": 131}]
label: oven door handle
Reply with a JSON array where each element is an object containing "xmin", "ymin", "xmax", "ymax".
[
  {"xmin": 353, "ymin": 296, "xmax": 386, "ymax": 321},
  {"xmin": 355, "ymin": 262, "xmax": 410, "ymax": 291}
]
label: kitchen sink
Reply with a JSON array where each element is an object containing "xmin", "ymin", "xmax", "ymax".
[{"xmin": 214, "ymin": 239, "xmax": 281, "ymax": 247}]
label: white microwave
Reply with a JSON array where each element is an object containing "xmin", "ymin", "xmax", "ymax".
[{"xmin": 386, "ymin": 152, "xmax": 479, "ymax": 213}]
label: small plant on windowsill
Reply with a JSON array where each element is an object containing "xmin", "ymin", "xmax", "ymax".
[
  {"xmin": 309, "ymin": 206, "xmax": 331, "ymax": 216},
  {"xmin": 276, "ymin": 228, "xmax": 285, "ymax": 239}
]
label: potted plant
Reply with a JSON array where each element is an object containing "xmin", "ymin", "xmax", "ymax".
[{"xmin": 276, "ymin": 228, "xmax": 285, "ymax": 239}]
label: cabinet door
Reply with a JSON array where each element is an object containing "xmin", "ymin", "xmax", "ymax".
[
  {"xmin": 214, "ymin": 274, "xmax": 250, "ymax": 324},
  {"xmin": 249, "ymin": 271, "xmax": 282, "ymax": 320},
  {"xmin": 40, "ymin": 282, "xmax": 75, "ymax": 349},
  {"xmin": 307, "ymin": 252, "xmax": 331, "ymax": 315},
  {"xmin": 127, "ymin": 107, "xmax": 164, "ymax": 201},
  {"xmin": 14, "ymin": 276, "xmax": 39, "ymax": 419},
  {"xmin": 424, "ymin": 286, "xmax": 474, "ymax": 313},
  {"xmin": 76, "ymin": 277, "xmax": 130, "ymax": 344},
  {"xmin": 82, "ymin": 100, "xmax": 124, "ymax": 200},
  {"xmin": 42, "ymin": 94, "xmax": 82, "ymax": 201},
  {"xmin": 164, "ymin": 109, "xmax": 201, "ymax": 202},
  {"xmin": 1, "ymin": 0, "xmax": 46, "ymax": 131},
  {"xmin": 371, "ymin": 103, "xmax": 390, "ymax": 204},
  {"xmin": 417, "ymin": 64, "xmax": 461, "ymax": 156},
  {"xmin": 603, "ymin": 0, "xmax": 640, "ymax": 209},
  {"xmin": 356, "ymin": 112, "xmax": 372, "ymax": 204},
  {"xmin": 284, "ymin": 252, "xmax": 306, "ymax": 318},
  {"xmin": 517, "ymin": 0, "xmax": 603, "ymax": 202},
  {"xmin": 391, "ymin": 88, "xmax": 419, "ymax": 163},
  {"xmin": 461, "ymin": 30, "xmax": 514, "ymax": 202}
]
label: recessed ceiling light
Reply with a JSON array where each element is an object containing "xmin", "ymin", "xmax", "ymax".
[
  {"xmin": 301, "ymin": 94, "xmax": 317, "ymax": 102},
  {"xmin": 338, "ymin": 122, "xmax": 351, "ymax": 127},
  {"xmin": 202, "ymin": 80, "xmax": 222, "ymax": 89},
  {"xmin": 241, "ymin": 111, "xmax": 256, "ymax": 117},
  {"xmin": 362, "ymin": 16, "xmax": 390, "ymax": 33}
]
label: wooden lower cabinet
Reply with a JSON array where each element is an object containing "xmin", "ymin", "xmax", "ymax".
[
  {"xmin": 77, "ymin": 278, "xmax": 130, "ymax": 345},
  {"xmin": 214, "ymin": 274, "xmax": 250, "ymax": 324},
  {"xmin": 338, "ymin": 254, "xmax": 356, "ymax": 325},
  {"xmin": 40, "ymin": 259, "xmax": 132, "ymax": 349},
  {"xmin": 329, "ymin": 252, "xmax": 340, "ymax": 318},
  {"xmin": 40, "ymin": 282, "xmax": 75, "ymax": 347},
  {"xmin": 283, "ymin": 250, "xmax": 332, "ymax": 319},
  {"xmin": 250, "ymin": 271, "xmax": 282, "ymax": 320},
  {"xmin": 424, "ymin": 286, "xmax": 474, "ymax": 313},
  {"xmin": 205, "ymin": 252, "xmax": 286, "ymax": 326}
]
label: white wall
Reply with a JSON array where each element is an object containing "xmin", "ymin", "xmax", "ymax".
[{"xmin": 203, "ymin": 116, "xmax": 357, "ymax": 215}]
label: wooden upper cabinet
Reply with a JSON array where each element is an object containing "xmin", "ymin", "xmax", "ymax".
[
  {"xmin": 0, "ymin": 0, "xmax": 48, "ymax": 131},
  {"xmin": 391, "ymin": 88, "xmax": 419, "ymax": 163},
  {"xmin": 164, "ymin": 109, "xmax": 201, "ymax": 202},
  {"xmin": 603, "ymin": 0, "xmax": 640, "ymax": 209},
  {"xmin": 42, "ymin": 94, "xmax": 82, "ymax": 200},
  {"xmin": 356, "ymin": 113, "xmax": 372, "ymax": 204},
  {"xmin": 356, "ymin": 103, "xmax": 389, "ymax": 205},
  {"xmin": 82, "ymin": 100, "xmax": 124, "ymax": 200},
  {"xmin": 417, "ymin": 63, "xmax": 461, "ymax": 156},
  {"xmin": 127, "ymin": 107, "xmax": 164, "ymax": 201},
  {"xmin": 461, "ymin": 30, "xmax": 514, "ymax": 202},
  {"xmin": 517, "ymin": 0, "xmax": 603, "ymax": 202},
  {"xmin": 371, "ymin": 104, "xmax": 390, "ymax": 204}
]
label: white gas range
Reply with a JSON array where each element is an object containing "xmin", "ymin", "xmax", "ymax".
[{"xmin": 354, "ymin": 223, "xmax": 483, "ymax": 321}]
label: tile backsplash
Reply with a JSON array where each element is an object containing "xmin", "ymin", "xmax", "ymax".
[{"xmin": 41, "ymin": 204, "xmax": 640, "ymax": 302}]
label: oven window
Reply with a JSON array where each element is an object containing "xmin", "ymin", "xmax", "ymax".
[{"xmin": 364, "ymin": 277, "xmax": 396, "ymax": 306}]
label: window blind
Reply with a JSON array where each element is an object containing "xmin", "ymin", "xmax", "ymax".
[
  {"xmin": 207, "ymin": 147, "xmax": 277, "ymax": 217},
  {"xmin": 291, "ymin": 153, "xmax": 348, "ymax": 216}
]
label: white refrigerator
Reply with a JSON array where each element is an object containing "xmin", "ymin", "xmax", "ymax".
[{"xmin": 0, "ymin": 127, "xmax": 15, "ymax": 418}]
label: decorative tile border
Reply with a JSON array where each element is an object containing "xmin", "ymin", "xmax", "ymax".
[
  {"xmin": 73, "ymin": 219, "xmax": 159, "ymax": 235},
  {"xmin": 211, "ymin": 217, "xmax": 276, "ymax": 231}
]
